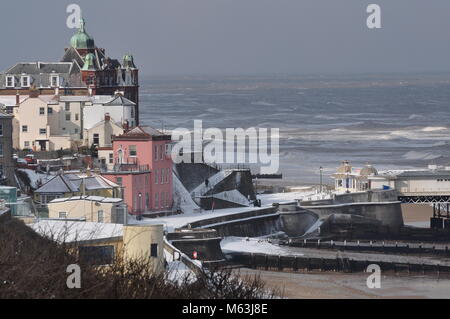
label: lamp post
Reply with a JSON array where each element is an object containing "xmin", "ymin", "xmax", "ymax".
[{"xmin": 319, "ymin": 166, "xmax": 323, "ymax": 194}]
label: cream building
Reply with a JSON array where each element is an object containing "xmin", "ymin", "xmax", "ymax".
[
  {"xmin": 48, "ymin": 195, "xmax": 126, "ymax": 223},
  {"xmin": 13, "ymin": 93, "xmax": 73, "ymax": 151},
  {"xmin": 12, "ymin": 91, "xmax": 134, "ymax": 151},
  {"xmin": 84, "ymin": 113, "xmax": 124, "ymax": 148}
]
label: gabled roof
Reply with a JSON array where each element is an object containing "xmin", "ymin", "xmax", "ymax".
[
  {"xmin": 88, "ymin": 118, "xmax": 124, "ymax": 131},
  {"xmin": 35, "ymin": 175, "xmax": 80, "ymax": 194},
  {"xmin": 114, "ymin": 126, "xmax": 170, "ymax": 141},
  {"xmin": 90, "ymin": 94, "xmax": 135, "ymax": 106},
  {"xmin": 5, "ymin": 62, "xmax": 73, "ymax": 75},
  {"xmin": 35, "ymin": 173, "xmax": 119, "ymax": 194}
]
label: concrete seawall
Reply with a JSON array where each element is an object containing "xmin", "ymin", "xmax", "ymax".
[
  {"xmin": 301, "ymin": 201, "xmax": 404, "ymax": 232},
  {"xmin": 187, "ymin": 207, "xmax": 283, "ymax": 237}
]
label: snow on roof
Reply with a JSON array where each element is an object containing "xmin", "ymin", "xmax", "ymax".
[
  {"xmin": 35, "ymin": 175, "xmax": 79, "ymax": 194},
  {"xmin": 30, "ymin": 220, "xmax": 123, "ymax": 243},
  {"xmin": 49, "ymin": 195, "xmax": 123, "ymax": 204},
  {"xmin": 0, "ymin": 95, "xmax": 27, "ymax": 106}
]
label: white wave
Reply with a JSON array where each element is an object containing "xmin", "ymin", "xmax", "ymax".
[
  {"xmin": 402, "ymin": 151, "xmax": 441, "ymax": 160},
  {"xmin": 315, "ymin": 114, "xmax": 338, "ymax": 120},
  {"xmin": 408, "ymin": 114, "xmax": 423, "ymax": 120},
  {"xmin": 250, "ymin": 101, "xmax": 277, "ymax": 106},
  {"xmin": 421, "ymin": 126, "xmax": 447, "ymax": 132}
]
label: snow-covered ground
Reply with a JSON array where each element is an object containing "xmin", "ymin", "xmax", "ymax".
[
  {"xmin": 259, "ymin": 191, "xmax": 331, "ymax": 206},
  {"xmin": 221, "ymin": 237, "xmax": 304, "ymax": 256},
  {"xmin": 129, "ymin": 206, "xmax": 271, "ymax": 232}
]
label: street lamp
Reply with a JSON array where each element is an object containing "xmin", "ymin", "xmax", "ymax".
[{"xmin": 319, "ymin": 166, "xmax": 323, "ymax": 194}]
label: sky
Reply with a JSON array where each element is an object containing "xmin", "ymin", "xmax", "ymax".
[{"xmin": 1, "ymin": 0, "xmax": 450, "ymax": 76}]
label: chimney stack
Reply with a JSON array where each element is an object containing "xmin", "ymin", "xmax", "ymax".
[
  {"xmin": 105, "ymin": 113, "xmax": 111, "ymax": 122},
  {"xmin": 123, "ymin": 120, "xmax": 129, "ymax": 132},
  {"xmin": 15, "ymin": 91, "xmax": 20, "ymax": 106}
]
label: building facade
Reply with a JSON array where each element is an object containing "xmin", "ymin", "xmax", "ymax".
[
  {"xmin": 48, "ymin": 195, "xmax": 126, "ymax": 224},
  {"xmin": 0, "ymin": 112, "xmax": 15, "ymax": 185},
  {"xmin": 102, "ymin": 126, "xmax": 173, "ymax": 215},
  {"xmin": 12, "ymin": 92, "xmax": 133, "ymax": 151},
  {"xmin": 0, "ymin": 18, "xmax": 140, "ymax": 124}
]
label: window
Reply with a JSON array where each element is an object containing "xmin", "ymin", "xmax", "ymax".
[
  {"xmin": 146, "ymin": 193, "xmax": 150, "ymax": 210},
  {"xmin": 79, "ymin": 246, "xmax": 114, "ymax": 266},
  {"xmin": 93, "ymin": 133, "xmax": 99, "ymax": 145},
  {"xmin": 59, "ymin": 212, "xmax": 68, "ymax": 219},
  {"xmin": 74, "ymin": 128, "xmax": 78, "ymax": 134},
  {"xmin": 65, "ymin": 102, "xmax": 70, "ymax": 111},
  {"xmin": 116, "ymin": 177, "xmax": 123, "ymax": 186},
  {"xmin": 150, "ymin": 244, "xmax": 158, "ymax": 257},
  {"xmin": 166, "ymin": 168, "xmax": 170, "ymax": 183},
  {"xmin": 154, "ymin": 169, "xmax": 158, "ymax": 184},
  {"xmin": 0, "ymin": 125, "xmax": 3, "ymax": 136},
  {"xmin": 65, "ymin": 113, "xmax": 71, "ymax": 121},
  {"xmin": 21, "ymin": 75, "xmax": 30, "ymax": 87},
  {"xmin": 97, "ymin": 210, "xmax": 104, "ymax": 223},
  {"xmin": 6, "ymin": 76, "xmax": 14, "ymax": 88},
  {"xmin": 165, "ymin": 144, "xmax": 170, "ymax": 156},
  {"xmin": 39, "ymin": 128, "xmax": 46, "ymax": 135},
  {"xmin": 160, "ymin": 145, "xmax": 164, "ymax": 160},
  {"xmin": 161, "ymin": 168, "xmax": 164, "ymax": 184},
  {"xmin": 24, "ymin": 141, "xmax": 30, "ymax": 147},
  {"xmin": 160, "ymin": 192, "xmax": 164, "ymax": 208},
  {"xmin": 22, "ymin": 125, "xmax": 28, "ymax": 133},
  {"xmin": 75, "ymin": 113, "xmax": 79, "ymax": 121},
  {"xmin": 39, "ymin": 107, "xmax": 45, "ymax": 115},
  {"xmin": 129, "ymin": 145, "xmax": 137, "ymax": 157},
  {"xmin": 47, "ymin": 107, "xmax": 53, "ymax": 114},
  {"xmin": 50, "ymin": 75, "xmax": 59, "ymax": 87},
  {"xmin": 155, "ymin": 193, "xmax": 158, "ymax": 209},
  {"xmin": 154, "ymin": 145, "xmax": 158, "ymax": 160},
  {"xmin": 109, "ymin": 153, "xmax": 113, "ymax": 164},
  {"xmin": 0, "ymin": 143, "xmax": 4, "ymax": 157}
]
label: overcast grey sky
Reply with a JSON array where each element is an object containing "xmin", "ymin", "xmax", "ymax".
[{"xmin": 1, "ymin": 0, "xmax": 450, "ymax": 76}]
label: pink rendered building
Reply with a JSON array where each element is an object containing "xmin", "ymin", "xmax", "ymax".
[{"xmin": 102, "ymin": 126, "xmax": 173, "ymax": 215}]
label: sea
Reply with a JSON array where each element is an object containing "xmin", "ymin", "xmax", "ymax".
[{"xmin": 139, "ymin": 73, "xmax": 450, "ymax": 186}]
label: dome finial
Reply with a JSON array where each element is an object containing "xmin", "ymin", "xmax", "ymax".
[{"xmin": 79, "ymin": 17, "xmax": 86, "ymax": 33}]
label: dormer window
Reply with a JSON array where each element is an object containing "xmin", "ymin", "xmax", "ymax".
[
  {"xmin": 50, "ymin": 75, "xmax": 59, "ymax": 88},
  {"xmin": 6, "ymin": 76, "xmax": 14, "ymax": 88},
  {"xmin": 21, "ymin": 75, "xmax": 30, "ymax": 88}
]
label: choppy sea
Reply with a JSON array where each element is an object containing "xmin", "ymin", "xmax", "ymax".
[{"xmin": 139, "ymin": 73, "xmax": 450, "ymax": 185}]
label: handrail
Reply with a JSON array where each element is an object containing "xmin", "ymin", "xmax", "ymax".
[{"xmin": 163, "ymin": 238, "xmax": 205, "ymax": 278}]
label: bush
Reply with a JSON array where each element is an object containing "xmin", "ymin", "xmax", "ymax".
[{"xmin": 0, "ymin": 218, "xmax": 278, "ymax": 299}]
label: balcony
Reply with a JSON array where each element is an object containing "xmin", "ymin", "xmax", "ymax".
[{"xmin": 112, "ymin": 163, "xmax": 150, "ymax": 173}]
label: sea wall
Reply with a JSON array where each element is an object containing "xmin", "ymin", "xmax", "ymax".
[
  {"xmin": 301, "ymin": 201, "xmax": 404, "ymax": 232},
  {"xmin": 187, "ymin": 207, "xmax": 283, "ymax": 238}
]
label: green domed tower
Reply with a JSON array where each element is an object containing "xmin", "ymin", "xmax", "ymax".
[{"xmin": 70, "ymin": 18, "xmax": 95, "ymax": 50}]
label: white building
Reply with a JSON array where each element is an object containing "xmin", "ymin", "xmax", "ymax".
[
  {"xmin": 369, "ymin": 165, "xmax": 450, "ymax": 196},
  {"xmin": 84, "ymin": 94, "xmax": 135, "ymax": 130},
  {"xmin": 331, "ymin": 161, "xmax": 379, "ymax": 193}
]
